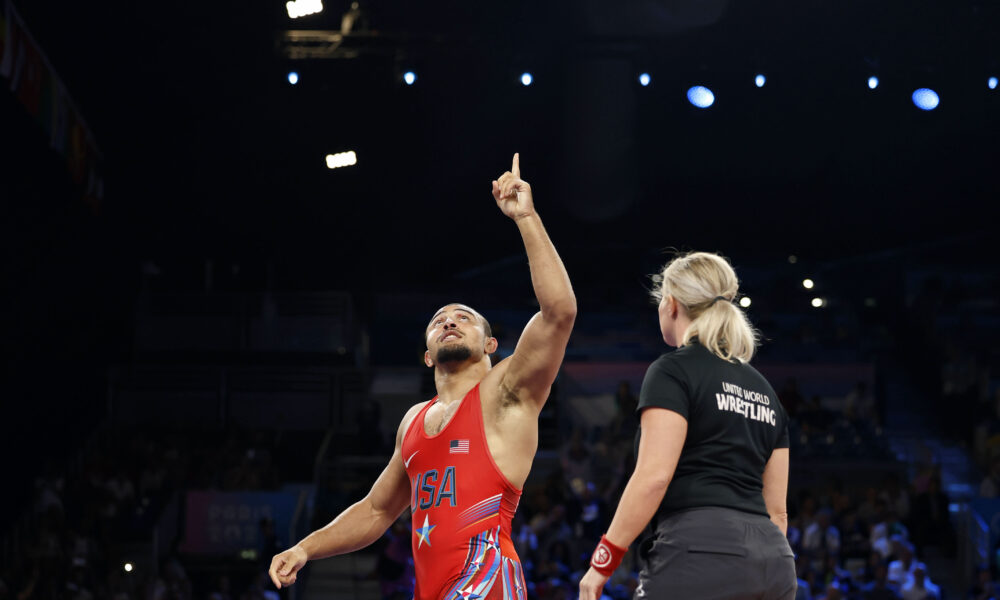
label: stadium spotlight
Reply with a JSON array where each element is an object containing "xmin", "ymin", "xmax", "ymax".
[
  {"xmin": 403, "ymin": 71, "xmax": 417, "ymax": 85},
  {"xmin": 286, "ymin": 0, "xmax": 323, "ymax": 19},
  {"xmin": 868, "ymin": 76, "xmax": 879, "ymax": 90},
  {"xmin": 521, "ymin": 72, "xmax": 533, "ymax": 86},
  {"xmin": 638, "ymin": 73, "xmax": 651, "ymax": 87},
  {"xmin": 990, "ymin": 77, "xmax": 998, "ymax": 90},
  {"xmin": 911, "ymin": 88, "xmax": 939, "ymax": 111},
  {"xmin": 124, "ymin": 563, "xmax": 134, "ymax": 573},
  {"xmin": 788, "ymin": 255, "xmax": 798, "ymax": 264},
  {"xmin": 755, "ymin": 74, "xmax": 766, "ymax": 88},
  {"xmin": 739, "ymin": 297, "xmax": 752, "ymax": 308},
  {"xmin": 287, "ymin": 71, "xmax": 299, "ymax": 85},
  {"xmin": 811, "ymin": 297, "xmax": 826, "ymax": 308},
  {"xmin": 326, "ymin": 151, "xmax": 358, "ymax": 169},
  {"xmin": 802, "ymin": 278, "xmax": 815, "ymax": 289},
  {"xmin": 687, "ymin": 86, "xmax": 715, "ymax": 108}
]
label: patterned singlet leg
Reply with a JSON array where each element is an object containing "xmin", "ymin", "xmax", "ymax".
[{"xmin": 401, "ymin": 384, "xmax": 527, "ymax": 600}]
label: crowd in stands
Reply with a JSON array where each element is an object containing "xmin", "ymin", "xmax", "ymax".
[{"xmin": 0, "ymin": 429, "xmax": 285, "ymax": 600}]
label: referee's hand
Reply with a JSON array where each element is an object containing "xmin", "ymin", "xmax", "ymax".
[{"xmin": 579, "ymin": 566, "xmax": 610, "ymax": 600}]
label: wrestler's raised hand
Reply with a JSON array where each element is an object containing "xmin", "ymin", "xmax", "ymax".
[
  {"xmin": 268, "ymin": 545, "xmax": 308, "ymax": 589},
  {"xmin": 492, "ymin": 153, "xmax": 535, "ymax": 221}
]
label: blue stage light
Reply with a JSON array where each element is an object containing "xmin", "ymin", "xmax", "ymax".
[
  {"xmin": 990, "ymin": 77, "xmax": 998, "ymax": 90},
  {"xmin": 868, "ymin": 76, "xmax": 879, "ymax": 90},
  {"xmin": 521, "ymin": 72, "xmax": 533, "ymax": 86},
  {"xmin": 403, "ymin": 71, "xmax": 416, "ymax": 85},
  {"xmin": 638, "ymin": 73, "xmax": 651, "ymax": 87},
  {"xmin": 687, "ymin": 86, "xmax": 715, "ymax": 108},
  {"xmin": 287, "ymin": 71, "xmax": 299, "ymax": 85},
  {"xmin": 755, "ymin": 74, "xmax": 766, "ymax": 88},
  {"xmin": 911, "ymin": 88, "xmax": 939, "ymax": 111}
]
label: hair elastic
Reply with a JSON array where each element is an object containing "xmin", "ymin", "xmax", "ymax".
[{"xmin": 709, "ymin": 296, "xmax": 728, "ymax": 306}]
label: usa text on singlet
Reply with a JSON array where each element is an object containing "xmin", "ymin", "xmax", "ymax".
[{"xmin": 401, "ymin": 383, "xmax": 527, "ymax": 600}]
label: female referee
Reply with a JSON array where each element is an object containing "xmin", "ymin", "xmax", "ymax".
[{"xmin": 579, "ymin": 251, "xmax": 796, "ymax": 600}]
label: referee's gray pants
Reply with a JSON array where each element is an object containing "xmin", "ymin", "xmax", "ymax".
[{"xmin": 635, "ymin": 507, "xmax": 796, "ymax": 600}]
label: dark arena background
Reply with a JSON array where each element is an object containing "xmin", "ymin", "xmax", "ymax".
[{"xmin": 1, "ymin": 0, "xmax": 998, "ymax": 598}]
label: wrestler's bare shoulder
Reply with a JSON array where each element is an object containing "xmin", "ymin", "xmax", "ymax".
[{"xmin": 397, "ymin": 400, "xmax": 432, "ymax": 438}]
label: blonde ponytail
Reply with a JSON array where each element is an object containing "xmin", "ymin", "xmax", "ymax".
[{"xmin": 653, "ymin": 251, "xmax": 759, "ymax": 362}]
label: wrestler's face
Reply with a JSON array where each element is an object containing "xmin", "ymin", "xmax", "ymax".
[{"xmin": 424, "ymin": 304, "xmax": 495, "ymax": 366}]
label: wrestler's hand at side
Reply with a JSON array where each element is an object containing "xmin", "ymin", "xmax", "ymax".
[{"xmin": 269, "ymin": 545, "xmax": 308, "ymax": 589}]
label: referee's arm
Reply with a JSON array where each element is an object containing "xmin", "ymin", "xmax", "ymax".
[
  {"xmin": 604, "ymin": 407, "xmax": 687, "ymax": 548},
  {"xmin": 762, "ymin": 448, "xmax": 790, "ymax": 536}
]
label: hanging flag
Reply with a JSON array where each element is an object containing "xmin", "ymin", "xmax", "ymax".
[
  {"xmin": 0, "ymin": 2, "xmax": 9, "ymax": 79},
  {"xmin": 1, "ymin": 0, "xmax": 103, "ymax": 210}
]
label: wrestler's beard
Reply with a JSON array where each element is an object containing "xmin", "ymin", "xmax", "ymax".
[{"xmin": 436, "ymin": 343, "xmax": 472, "ymax": 364}]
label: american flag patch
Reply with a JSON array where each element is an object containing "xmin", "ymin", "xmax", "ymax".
[{"xmin": 449, "ymin": 439, "xmax": 470, "ymax": 454}]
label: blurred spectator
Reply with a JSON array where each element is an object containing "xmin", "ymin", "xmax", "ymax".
[
  {"xmin": 795, "ymin": 570, "xmax": 813, "ymax": 600},
  {"xmin": 860, "ymin": 562, "xmax": 900, "ymax": 600},
  {"xmin": 207, "ymin": 575, "xmax": 232, "ymax": 600},
  {"xmin": 900, "ymin": 565, "xmax": 939, "ymax": 600},
  {"xmin": 559, "ymin": 432, "xmax": 593, "ymax": 485},
  {"xmin": 844, "ymin": 381, "xmax": 877, "ymax": 425},
  {"xmin": 372, "ymin": 517, "xmax": 415, "ymax": 600},
  {"xmin": 974, "ymin": 391, "xmax": 1000, "ymax": 467},
  {"xmin": 968, "ymin": 564, "xmax": 998, "ymax": 600},
  {"xmin": 780, "ymin": 378, "xmax": 805, "ymax": 419},
  {"xmin": 979, "ymin": 457, "xmax": 1000, "ymax": 498},
  {"xmin": 611, "ymin": 381, "xmax": 638, "ymax": 440},
  {"xmin": 239, "ymin": 572, "xmax": 278, "ymax": 600},
  {"xmin": 838, "ymin": 510, "xmax": 870, "ymax": 560},
  {"xmin": 909, "ymin": 475, "xmax": 954, "ymax": 556},
  {"xmin": 887, "ymin": 542, "xmax": 920, "ymax": 586},
  {"xmin": 858, "ymin": 487, "xmax": 881, "ymax": 523},
  {"xmin": 800, "ymin": 396, "xmax": 834, "ymax": 433},
  {"xmin": 567, "ymin": 479, "xmax": 608, "ymax": 545},
  {"xmin": 258, "ymin": 518, "xmax": 281, "ymax": 569},
  {"xmin": 803, "ymin": 509, "xmax": 841, "ymax": 558}
]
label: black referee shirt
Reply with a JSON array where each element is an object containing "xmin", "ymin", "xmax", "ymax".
[{"xmin": 636, "ymin": 342, "xmax": 789, "ymax": 518}]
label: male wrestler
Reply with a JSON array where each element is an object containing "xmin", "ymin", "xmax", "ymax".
[{"xmin": 269, "ymin": 154, "xmax": 576, "ymax": 599}]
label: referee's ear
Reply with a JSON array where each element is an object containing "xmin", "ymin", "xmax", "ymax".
[{"xmin": 664, "ymin": 294, "xmax": 679, "ymax": 320}]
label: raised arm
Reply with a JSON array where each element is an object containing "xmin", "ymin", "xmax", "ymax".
[
  {"xmin": 762, "ymin": 447, "xmax": 789, "ymax": 535},
  {"xmin": 491, "ymin": 153, "xmax": 577, "ymax": 410},
  {"xmin": 268, "ymin": 404, "xmax": 421, "ymax": 589}
]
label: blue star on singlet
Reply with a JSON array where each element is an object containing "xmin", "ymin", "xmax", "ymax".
[{"xmin": 416, "ymin": 514, "xmax": 436, "ymax": 549}]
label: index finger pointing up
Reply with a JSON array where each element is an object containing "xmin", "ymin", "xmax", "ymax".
[{"xmin": 512, "ymin": 153, "xmax": 520, "ymax": 178}]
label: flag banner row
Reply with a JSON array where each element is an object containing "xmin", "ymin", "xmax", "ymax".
[{"xmin": 1, "ymin": 0, "xmax": 103, "ymax": 210}]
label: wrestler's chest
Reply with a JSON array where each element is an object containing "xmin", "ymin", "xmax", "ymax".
[{"xmin": 423, "ymin": 402, "xmax": 462, "ymax": 436}]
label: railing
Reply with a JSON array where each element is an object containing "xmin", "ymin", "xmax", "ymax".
[
  {"xmin": 134, "ymin": 291, "xmax": 359, "ymax": 358},
  {"xmin": 957, "ymin": 502, "xmax": 992, "ymax": 592},
  {"xmin": 109, "ymin": 365, "xmax": 371, "ymax": 430}
]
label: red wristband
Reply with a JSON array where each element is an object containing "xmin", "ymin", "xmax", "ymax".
[{"xmin": 590, "ymin": 534, "xmax": 626, "ymax": 576}]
